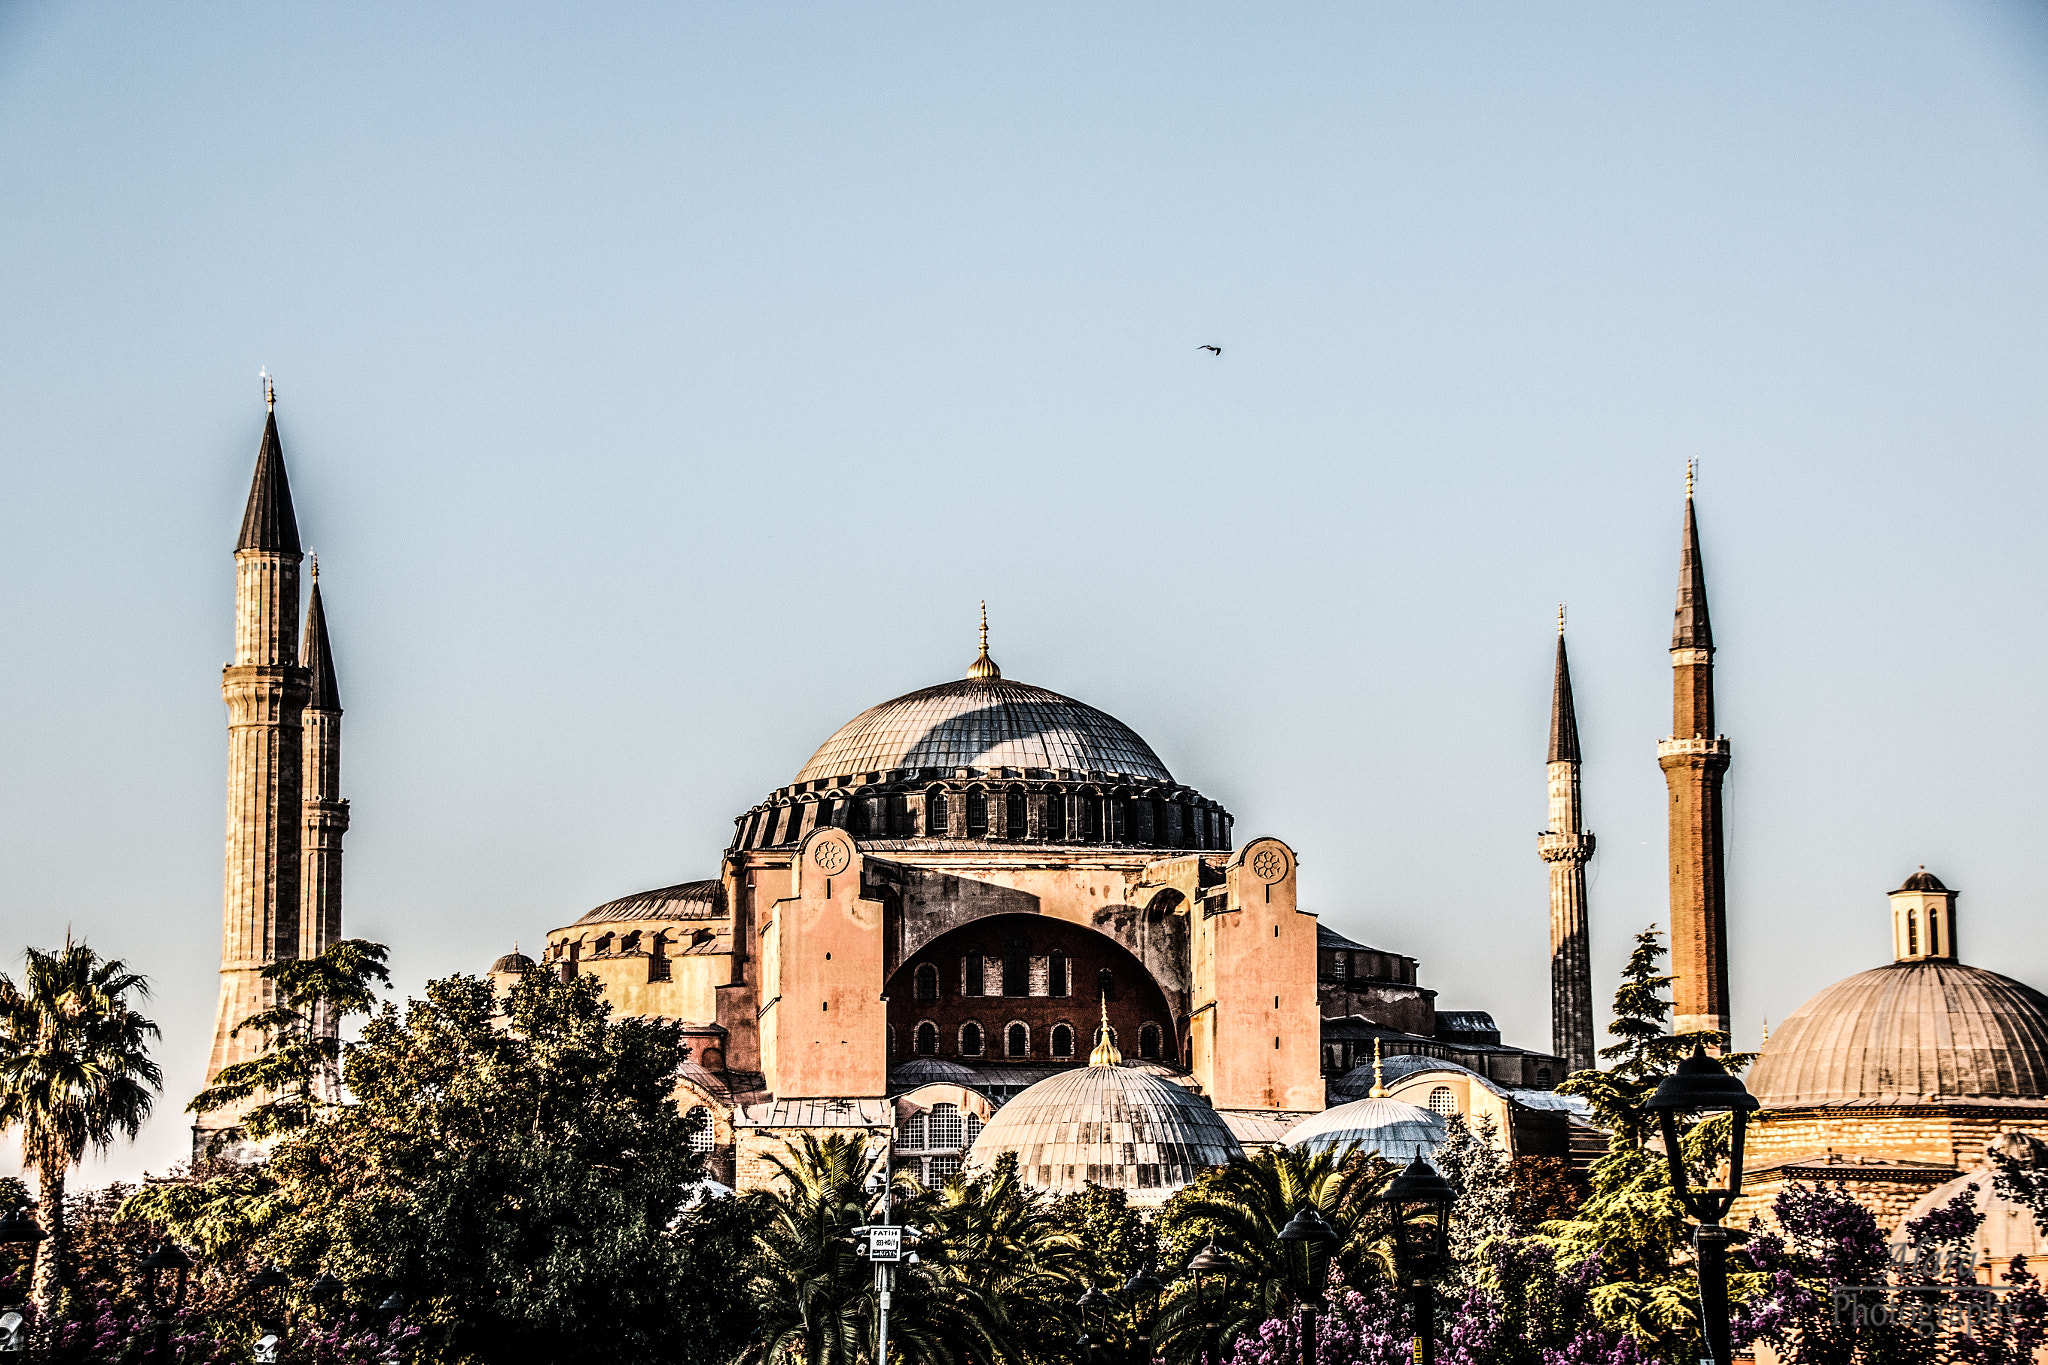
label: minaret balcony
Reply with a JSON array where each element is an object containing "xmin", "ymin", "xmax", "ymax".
[
  {"xmin": 1538, "ymin": 832, "xmax": 1595, "ymax": 862},
  {"xmin": 1656, "ymin": 735, "xmax": 1731, "ymax": 760}
]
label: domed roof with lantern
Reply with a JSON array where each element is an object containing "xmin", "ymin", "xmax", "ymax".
[
  {"xmin": 1286, "ymin": 1046, "xmax": 1447, "ymax": 1161},
  {"xmin": 963, "ymin": 1005, "xmax": 1243, "ymax": 1208}
]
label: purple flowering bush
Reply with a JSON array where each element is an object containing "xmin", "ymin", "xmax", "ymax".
[{"xmin": 1222, "ymin": 1270, "xmax": 1410, "ymax": 1365}]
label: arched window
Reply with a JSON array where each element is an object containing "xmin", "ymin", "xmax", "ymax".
[
  {"xmin": 1097, "ymin": 968, "xmax": 1117, "ymax": 1002},
  {"xmin": 850, "ymin": 796, "xmax": 872, "ymax": 836},
  {"xmin": 898, "ymin": 1111, "xmax": 927, "ymax": 1149},
  {"xmin": 927, "ymin": 1103, "xmax": 965, "ymax": 1150},
  {"xmin": 1535, "ymin": 1066, "xmax": 1551, "ymax": 1086},
  {"xmin": 960, "ymin": 1021, "xmax": 984, "ymax": 1057},
  {"xmin": 1929, "ymin": 915, "xmax": 1940, "ymax": 956},
  {"xmin": 1081, "ymin": 794, "xmax": 1101, "ymax": 841},
  {"xmin": 966, "ymin": 952, "xmax": 987, "ymax": 997},
  {"xmin": 886, "ymin": 794, "xmax": 909, "ymax": 837},
  {"xmin": 594, "ymin": 933, "xmax": 614, "ymax": 956},
  {"xmin": 926, "ymin": 787, "xmax": 949, "ymax": 837},
  {"xmin": 924, "ymin": 1154, "xmax": 963, "ymax": 1186},
  {"xmin": 686, "ymin": 1106, "xmax": 716, "ymax": 1154},
  {"xmin": 1908, "ymin": 912, "xmax": 1919, "ymax": 956},
  {"xmin": 1007, "ymin": 1023, "xmax": 1029, "ymax": 1058},
  {"xmin": 1044, "ymin": 791, "xmax": 1066, "ymax": 839},
  {"xmin": 1048, "ymin": 951, "xmax": 1068, "ymax": 998},
  {"xmin": 965, "ymin": 787, "xmax": 988, "ymax": 837},
  {"xmin": 915, "ymin": 963, "xmax": 940, "ymax": 1003},
  {"xmin": 1051, "ymin": 1023, "xmax": 1074, "ymax": 1058},
  {"xmin": 1140, "ymin": 1023, "xmax": 1162, "ymax": 1060},
  {"xmin": 1006, "ymin": 787, "xmax": 1027, "ymax": 839},
  {"xmin": 1428, "ymin": 1086, "xmax": 1457, "ymax": 1116},
  {"xmin": 1002, "ymin": 935, "xmax": 1029, "ymax": 997},
  {"xmin": 966, "ymin": 1112, "xmax": 983, "ymax": 1145},
  {"xmin": 915, "ymin": 1021, "xmax": 938, "ymax": 1057},
  {"xmin": 816, "ymin": 798, "xmax": 838, "ymax": 829}
]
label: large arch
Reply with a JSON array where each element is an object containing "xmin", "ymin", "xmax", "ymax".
[{"xmin": 883, "ymin": 914, "xmax": 1180, "ymax": 1075}]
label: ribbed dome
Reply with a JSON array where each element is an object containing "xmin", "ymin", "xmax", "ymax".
[
  {"xmin": 964, "ymin": 1063, "xmax": 1241, "ymax": 1207},
  {"xmin": 490, "ymin": 951, "xmax": 536, "ymax": 974},
  {"xmin": 1285, "ymin": 1096, "xmax": 1447, "ymax": 1162},
  {"xmin": 890, "ymin": 1058, "xmax": 984, "ymax": 1090},
  {"xmin": 794, "ymin": 678, "xmax": 1172, "ymax": 785},
  {"xmin": 1749, "ymin": 961, "xmax": 2048, "ymax": 1108}
]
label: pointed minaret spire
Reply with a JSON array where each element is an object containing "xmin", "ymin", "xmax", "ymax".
[
  {"xmin": 302, "ymin": 565, "xmax": 340, "ymax": 713},
  {"xmin": 1660, "ymin": 464, "xmax": 1732, "ymax": 1041},
  {"xmin": 966, "ymin": 600, "xmax": 1002, "ymax": 680},
  {"xmin": 1540, "ymin": 610, "xmax": 1596, "ymax": 1074},
  {"xmin": 237, "ymin": 388, "xmax": 300, "ymax": 555}
]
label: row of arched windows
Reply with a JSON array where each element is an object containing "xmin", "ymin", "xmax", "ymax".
[
  {"xmin": 734, "ymin": 785, "xmax": 1231, "ymax": 851},
  {"xmin": 912, "ymin": 955, "xmax": 1106, "ymax": 1002},
  {"xmin": 907, "ymin": 1018, "xmax": 1167, "ymax": 1061}
]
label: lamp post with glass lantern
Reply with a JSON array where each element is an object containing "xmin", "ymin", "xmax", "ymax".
[
  {"xmin": 1376, "ymin": 1157, "xmax": 1453, "ymax": 1365},
  {"xmin": 1119, "ymin": 1258, "xmax": 1167, "ymax": 1365},
  {"xmin": 1075, "ymin": 1284, "xmax": 1116, "ymax": 1365},
  {"xmin": 1184, "ymin": 1241, "xmax": 1232, "ymax": 1365},
  {"xmin": 1642, "ymin": 1043, "xmax": 1759, "ymax": 1365},
  {"xmin": 138, "ymin": 1241, "xmax": 193, "ymax": 1359},
  {"xmin": 1277, "ymin": 1206, "xmax": 1340, "ymax": 1365}
]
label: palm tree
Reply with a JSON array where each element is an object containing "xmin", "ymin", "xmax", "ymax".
[
  {"xmin": 1153, "ymin": 1145, "xmax": 1400, "ymax": 1364},
  {"xmin": 738, "ymin": 1132, "xmax": 1008, "ymax": 1365},
  {"xmin": 0, "ymin": 939, "xmax": 162, "ymax": 1310},
  {"xmin": 922, "ymin": 1152, "xmax": 1087, "ymax": 1362}
]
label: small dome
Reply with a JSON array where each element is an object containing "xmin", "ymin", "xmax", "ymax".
[
  {"xmin": 1748, "ymin": 961, "xmax": 2048, "ymax": 1108},
  {"xmin": 964, "ymin": 1063, "xmax": 1241, "ymax": 1207},
  {"xmin": 1896, "ymin": 867, "xmax": 1950, "ymax": 894},
  {"xmin": 490, "ymin": 951, "xmax": 536, "ymax": 974},
  {"xmin": 794, "ymin": 677, "xmax": 1172, "ymax": 785},
  {"xmin": 576, "ymin": 879, "xmax": 723, "ymax": 925},
  {"xmin": 889, "ymin": 1058, "xmax": 984, "ymax": 1091},
  {"xmin": 1285, "ymin": 1096, "xmax": 1447, "ymax": 1162}
]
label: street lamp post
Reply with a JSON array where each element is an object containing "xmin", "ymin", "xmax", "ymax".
[
  {"xmin": 1185, "ymin": 1241, "xmax": 1232, "ymax": 1365},
  {"xmin": 245, "ymin": 1262, "xmax": 289, "ymax": 1363},
  {"xmin": 137, "ymin": 1242, "xmax": 193, "ymax": 1360},
  {"xmin": 1119, "ymin": 1259, "xmax": 1167, "ymax": 1365},
  {"xmin": 1377, "ymin": 1157, "xmax": 1454, "ymax": 1365},
  {"xmin": 1076, "ymin": 1284, "xmax": 1116, "ymax": 1365},
  {"xmin": 1643, "ymin": 1043, "xmax": 1759, "ymax": 1365},
  {"xmin": 1277, "ymin": 1207, "xmax": 1341, "ymax": 1365}
]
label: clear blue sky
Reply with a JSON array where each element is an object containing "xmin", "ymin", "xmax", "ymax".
[{"xmin": 4, "ymin": 2, "xmax": 2046, "ymax": 1183}]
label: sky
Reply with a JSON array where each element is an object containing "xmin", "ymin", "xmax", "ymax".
[{"xmin": 3, "ymin": 2, "xmax": 2047, "ymax": 1185}]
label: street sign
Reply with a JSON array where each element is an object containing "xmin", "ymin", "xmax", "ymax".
[{"xmin": 867, "ymin": 1226, "xmax": 903, "ymax": 1262}]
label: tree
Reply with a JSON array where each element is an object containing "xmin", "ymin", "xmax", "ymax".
[
  {"xmin": 0, "ymin": 938, "xmax": 161, "ymax": 1310},
  {"xmin": 155, "ymin": 969, "xmax": 748, "ymax": 1365},
  {"xmin": 736, "ymin": 1132, "xmax": 1008, "ymax": 1365},
  {"xmin": 1435, "ymin": 1114, "xmax": 1522, "ymax": 1290},
  {"xmin": 1731, "ymin": 1182, "xmax": 1938, "ymax": 1365},
  {"xmin": 1151, "ymin": 1146, "xmax": 1400, "ymax": 1364},
  {"xmin": 188, "ymin": 938, "xmax": 390, "ymax": 1143}
]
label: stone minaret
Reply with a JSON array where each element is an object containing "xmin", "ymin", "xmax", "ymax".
[
  {"xmin": 299, "ymin": 559, "xmax": 347, "ymax": 1031},
  {"xmin": 1538, "ymin": 609, "xmax": 1596, "ymax": 1073},
  {"xmin": 204, "ymin": 385, "xmax": 309, "ymax": 1102},
  {"xmin": 1658, "ymin": 468, "xmax": 1732, "ymax": 1038}
]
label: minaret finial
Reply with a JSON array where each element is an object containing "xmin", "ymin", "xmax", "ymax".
[
  {"xmin": 261, "ymin": 366, "xmax": 276, "ymax": 413},
  {"xmin": 1686, "ymin": 457, "xmax": 1695, "ymax": 501},
  {"xmin": 1368, "ymin": 1038, "xmax": 1388, "ymax": 1098},
  {"xmin": 1761, "ymin": 1018, "xmax": 1770, "ymax": 1045},
  {"xmin": 1558, "ymin": 602, "xmax": 1566, "ymax": 637},
  {"xmin": 1087, "ymin": 993, "xmax": 1122, "ymax": 1067},
  {"xmin": 966, "ymin": 600, "xmax": 1002, "ymax": 680},
  {"xmin": 309, "ymin": 552, "xmax": 318, "ymax": 584}
]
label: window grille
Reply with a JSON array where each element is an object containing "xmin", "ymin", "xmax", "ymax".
[
  {"xmin": 686, "ymin": 1107, "xmax": 716, "ymax": 1154},
  {"xmin": 915, "ymin": 963, "xmax": 939, "ymax": 1003},
  {"xmin": 927, "ymin": 1104, "xmax": 965, "ymax": 1150},
  {"xmin": 925, "ymin": 1155, "xmax": 963, "ymax": 1186},
  {"xmin": 898, "ymin": 1112, "xmax": 926, "ymax": 1150},
  {"xmin": 1428, "ymin": 1086, "xmax": 1457, "ymax": 1116}
]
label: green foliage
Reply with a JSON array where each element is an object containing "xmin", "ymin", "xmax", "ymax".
[
  {"xmin": 188, "ymin": 938, "xmax": 391, "ymax": 1143},
  {"xmin": 0, "ymin": 938, "xmax": 162, "ymax": 1309},
  {"xmin": 736, "ymin": 1132, "xmax": 1012, "ymax": 1365},
  {"xmin": 1436, "ymin": 1115, "xmax": 1523, "ymax": 1293},
  {"xmin": 1151, "ymin": 1145, "xmax": 1399, "ymax": 1365}
]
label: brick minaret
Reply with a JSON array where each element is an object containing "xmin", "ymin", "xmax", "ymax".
[
  {"xmin": 1658, "ymin": 472, "xmax": 1732, "ymax": 1038},
  {"xmin": 299, "ymin": 559, "xmax": 347, "ymax": 1048},
  {"xmin": 1538, "ymin": 610, "xmax": 1596, "ymax": 1073},
  {"xmin": 203, "ymin": 383, "xmax": 310, "ymax": 1115}
]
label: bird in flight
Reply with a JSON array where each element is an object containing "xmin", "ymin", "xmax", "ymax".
[{"xmin": 1198, "ymin": 344, "xmax": 1222, "ymax": 355}]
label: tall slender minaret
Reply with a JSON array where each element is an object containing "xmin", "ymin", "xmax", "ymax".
[
  {"xmin": 299, "ymin": 556, "xmax": 347, "ymax": 1015},
  {"xmin": 1538, "ymin": 607, "xmax": 1596, "ymax": 1074},
  {"xmin": 1659, "ymin": 464, "xmax": 1732, "ymax": 1038},
  {"xmin": 203, "ymin": 379, "xmax": 310, "ymax": 1110}
]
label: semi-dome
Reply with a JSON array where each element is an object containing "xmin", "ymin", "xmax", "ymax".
[
  {"xmin": 889, "ymin": 1058, "xmax": 985, "ymax": 1091},
  {"xmin": 794, "ymin": 677, "xmax": 1172, "ymax": 785},
  {"xmin": 964, "ymin": 1023, "xmax": 1241, "ymax": 1207},
  {"xmin": 1285, "ymin": 1095, "xmax": 1447, "ymax": 1162},
  {"xmin": 1748, "ymin": 961, "xmax": 2048, "ymax": 1108}
]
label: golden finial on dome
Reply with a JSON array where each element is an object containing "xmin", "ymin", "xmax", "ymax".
[
  {"xmin": 1087, "ymin": 994, "xmax": 1122, "ymax": 1067},
  {"xmin": 1761, "ymin": 1018, "xmax": 1770, "ymax": 1045},
  {"xmin": 966, "ymin": 600, "xmax": 1002, "ymax": 680},
  {"xmin": 1368, "ymin": 1038, "xmax": 1388, "ymax": 1098}
]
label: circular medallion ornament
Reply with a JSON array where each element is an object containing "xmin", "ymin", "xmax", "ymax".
[
  {"xmin": 813, "ymin": 839, "xmax": 849, "ymax": 874},
  {"xmin": 1251, "ymin": 846, "xmax": 1288, "ymax": 883}
]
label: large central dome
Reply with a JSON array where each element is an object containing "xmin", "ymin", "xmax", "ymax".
[{"xmin": 794, "ymin": 677, "xmax": 1173, "ymax": 785}]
